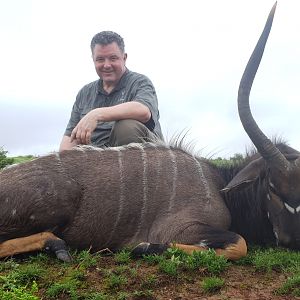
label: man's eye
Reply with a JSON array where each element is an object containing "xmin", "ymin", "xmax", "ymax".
[
  {"xmin": 96, "ymin": 58, "xmax": 104, "ymax": 62},
  {"xmin": 110, "ymin": 57, "xmax": 118, "ymax": 61}
]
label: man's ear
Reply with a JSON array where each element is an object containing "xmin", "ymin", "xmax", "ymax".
[{"xmin": 124, "ymin": 53, "xmax": 128, "ymax": 62}]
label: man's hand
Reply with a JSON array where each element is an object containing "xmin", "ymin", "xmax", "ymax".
[
  {"xmin": 69, "ymin": 102, "xmax": 151, "ymax": 145},
  {"xmin": 70, "ymin": 109, "xmax": 99, "ymax": 144}
]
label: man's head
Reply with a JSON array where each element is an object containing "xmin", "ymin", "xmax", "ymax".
[
  {"xmin": 91, "ymin": 31, "xmax": 127, "ymax": 89},
  {"xmin": 90, "ymin": 31, "xmax": 125, "ymax": 54}
]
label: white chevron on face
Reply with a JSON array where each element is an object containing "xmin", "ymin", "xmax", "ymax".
[{"xmin": 283, "ymin": 202, "xmax": 300, "ymax": 215}]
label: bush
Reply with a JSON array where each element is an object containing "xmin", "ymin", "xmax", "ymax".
[{"xmin": 0, "ymin": 147, "xmax": 14, "ymax": 169}]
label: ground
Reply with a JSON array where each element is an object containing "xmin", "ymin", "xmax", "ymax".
[
  {"xmin": 1, "ymin": 247, "xmax": 300, "ymax": 299},
  {"xmin": 82, "ymin": 257, "xmax": 298, "ymax": 300}
]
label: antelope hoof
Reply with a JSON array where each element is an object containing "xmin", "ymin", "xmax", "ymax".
[
  {"xmin": 131, "ymin": 242, "xmax": 168, "ymax": 257},
  {"xmin": 44, "ymin": 239, "xmax": 72, "ymax": 262},
  {"xmin": 55, "ymin": 249, "xmax": 73, "ymax": 262}
]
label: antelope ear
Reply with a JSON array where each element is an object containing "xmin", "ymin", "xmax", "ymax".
[{"xmin": 221, "ymin": 157, "xmax": 265, "ymax": 193}]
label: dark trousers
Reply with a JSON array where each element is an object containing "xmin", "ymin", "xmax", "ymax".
[{"xmin": 108, "ymin": 119, "xmax": 157, "ymax": 147}]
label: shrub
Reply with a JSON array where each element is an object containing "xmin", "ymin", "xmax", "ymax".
[{"xmin": 0, "ymin": 147, "xmax": 14, "ymax": 169}]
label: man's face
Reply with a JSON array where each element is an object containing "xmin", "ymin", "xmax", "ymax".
[{"xmin": 92, "ymin": 42, "xmax": 127, "ymax": 87}]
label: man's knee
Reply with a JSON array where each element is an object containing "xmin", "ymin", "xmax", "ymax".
[{"xmin": 109, "ymin": 119, "xmax": 154, "ymax": 146}]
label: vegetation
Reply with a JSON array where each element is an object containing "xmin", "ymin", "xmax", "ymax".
[
  {"xmin": 12, "ymin": 155, "xmax": 36, "ymax": 164},
  {"xmin": 0, "ymin": 246, "xmax": 299, "ymax": 299},
  {"xmin": 0, "ymin": 147, "xmax": 35, "ymax": 170},
  {"xmin": 0, "ymin": 147, "xmax": 14, "ymax": 169},
  {"xmin": 210, "ymin": 153, "xmax": 245, "ymax": 168},
  {"xmin": 276, "ymin": 274, "xmax": 300, "ymax": 297},
  {"xmin": 201, "ymin": 276, "xmax": 225, "ymax": 293}
]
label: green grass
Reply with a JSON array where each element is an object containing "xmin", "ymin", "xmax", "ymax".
[
  {"xmin": 12, "ymin": 155, "xmax": 36, "ymax": 164},
  {"xmin": 114, "ymin": 249, "xmax": 131, "ymax": 265},
  {"xmin": 85, "ymin": 292, "xmax": 110, "ymax": 300},
  {"xmin": 158, "ymin": 257, "xmax": 180, "ymax": 276},
  {"xmin": 275, "ymin": 274, "xmax": 300, "ymax": 297},
  {"xmin": 236, "ymin": 246, "xmax": 300, "ymax": 273},
  {"xmin": 46, "ymin": 280, "xmax": 80, "ymax": 299},
  {"xmin": 0, "ymin": 149, "xmax": 36, "ymax": 170},
  {"xmin": 0, "ymin": 246, "xmax": 299, "ymax": 298},
  {"xmin": 201, "ymin": 276, "xmax": 225, "ymax": 293},
  {"xmin": 236, "ymin": 246, "xmax": 300, "ymax": 297},
  {"xmin": 105, "ymin": 273, "xmax": 128, "ymax": 290},
  {"xmin": 140, "ymin": 274, "xmax": 158, "ymax": 289},
  {"xmin": 0, "ymin": 259, "xmax": 20, "ymax": 272},
  {"xmin": 73, "ymin": 249, "xmax": 99, "ymax": 269},
  {"xmin": 0, "ymin": 264, "xmax": 41, "ymax": 300},
  {"xmin": 144, "ymin": 247, "xmax": 229, "ymax": 276},
  {"xmin": 0, "ymin": 281, "xmax": 39, "ymax": 300}
]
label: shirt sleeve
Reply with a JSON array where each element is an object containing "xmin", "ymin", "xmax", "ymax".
[
  {"xmin": 64, "ymin": 92, "xmax": 82, "ymax": 137},
  {"xmin": 131, "ymin": 76, "xmax": 160, "ymax": 132}
]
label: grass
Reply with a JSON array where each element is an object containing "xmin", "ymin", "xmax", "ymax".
[
  {"xmin": 0, "ymin": 246, "xmax": 299, "ymax": 299},
  {"xmin": 0, "ymin": 151, "xmax": 36, "ymax": 170},
  {"xmin": 73, "ymin": 249, "xmax": 99, "ymax": 269},
  {"xmin": 275, "ymin": 274, "xmax": 300, "ymax": 297},
  {"xmin": 144, "ymin": 247, "xmax": 229, "ymax": 276},
  {"xmin": 105, "ymin": 273, "xmax": 128, "ymax": 290},
  {"xmin": 12, "ymin": 155, "xmax": 36, "ymax": 164},
  {"xmin": 0, "ymin": 266, "xmax": 40, "ymax": 300},
  {"xmin": 114, "ymin": 249, "xmax": 132, "ymax": 265},
  {"xmin": 236, "ymin": 246, "xmax": 300, "ymax": 273},
  {"xmin": 0, "ymin": 281, "xmax": 39, "ymax": 300},
  {"xmin": 46, "ymin": 279, "xmax": 80, "ymax": 299},
  {"xmin": 201, "ymin": 276, "xmax": 225, "ymax": 293}
]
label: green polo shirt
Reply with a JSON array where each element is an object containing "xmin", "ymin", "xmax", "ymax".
[{"xmin": 64, "ymin": 69, "xmax": 163, "ymax": 146}]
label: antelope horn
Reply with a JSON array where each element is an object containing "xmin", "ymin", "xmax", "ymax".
[{"xmin": 238, "ymin": 2, "xmax": 290, "ymax": 172}]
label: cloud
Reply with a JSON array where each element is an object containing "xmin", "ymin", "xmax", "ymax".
[{"xmin": 1, "ymin": 0, "xmax": 299, "ymax": 158}]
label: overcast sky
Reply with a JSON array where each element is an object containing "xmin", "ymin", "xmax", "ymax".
[{"xmin": 0, "ymin": 0, "xmax": 299, "ymax": 158}]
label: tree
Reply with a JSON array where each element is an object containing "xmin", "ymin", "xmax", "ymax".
[{"xmin": 0, "ymin": 147, "xmax": 14, "ymax": 169}]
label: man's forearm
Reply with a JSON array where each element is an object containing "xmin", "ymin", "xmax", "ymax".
[
  {"xmin": 69, "ymin": 101, "xmax": 152, "ymax": 146},
  {"xmin": 59, "ymin": 135, "xmax": 79, "ymax": 152},
  {"xmin": 95, "ymin": 101, "xmax": 151, "ymax": 123}
]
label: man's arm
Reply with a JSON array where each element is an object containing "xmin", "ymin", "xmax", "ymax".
[
  {"xmin": 94, "ymin": 101, "xmax": 151, "ymax": 123},
  {"xmin": 59, "ymin": 135, "xmax": 79, "ymax": 152},
  {"xmin": 70, "ymin": 101, "xmax": 151, "ymax": 145}
]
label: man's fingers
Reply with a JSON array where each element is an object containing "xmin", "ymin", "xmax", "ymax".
[
  {"xmin": 70, "ymin": 127, "xmax": 77, "ymax": 143},
  {"xmin": 86, "ymin": 132, "xmax": 92, "ymax": 144},
  {"xmin": 80, "ymin": 130, "xmax": 88, "ymax": 144},
  {"xmin": 71, "ymin": 115, "xmax": 96, "ymax": 145},
  {"xmin": 71, "ymin": 127, "xmax": 85, "ymax": 144}
]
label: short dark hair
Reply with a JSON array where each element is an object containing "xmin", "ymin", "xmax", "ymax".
[{"xmin": 90, "ymin": 31, "xmax": 125, "ymax": 53}]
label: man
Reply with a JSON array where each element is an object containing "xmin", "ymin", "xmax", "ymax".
[{"xmin": 59, "ymin": 31, "xmax": 163, "ymax": 151}]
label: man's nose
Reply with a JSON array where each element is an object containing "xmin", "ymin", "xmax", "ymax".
[{"xmin": 103, "ymin": 59, "xmax": 111, "ymax": 68}]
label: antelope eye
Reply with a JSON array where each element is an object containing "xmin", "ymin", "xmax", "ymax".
[
  {"xmin": 268, "ymin": 180, "xmax": 277, "ymax": 195},
  {"xmin": 266, "ymin": 191, "xmax": 284, "ymax": 214}
]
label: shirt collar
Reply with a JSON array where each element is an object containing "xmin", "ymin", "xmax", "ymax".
[{"xmin": 97, "ymin": 68, "xmax": 129, "ymax": 95}]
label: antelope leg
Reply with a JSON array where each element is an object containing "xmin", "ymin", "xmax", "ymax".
[
  {"xmin": 173, "ymin": 235, "xmax": 247, "ymax": 261},
  {"xmin": 132, "ymin": 236, "xmax": 246, "ymax": 261},
  {"xmin": 132, "ymin": 222, "xmax": 247, "ymax": 261},
  {"xmin": 0, "ymin": 232, "xmax": 72, "ymax": 262}
]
